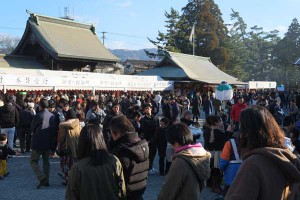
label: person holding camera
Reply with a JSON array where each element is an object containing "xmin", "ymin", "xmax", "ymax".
[{"xmin": 86, "ymin": 101, "xmax": 106, "ymax": 126}]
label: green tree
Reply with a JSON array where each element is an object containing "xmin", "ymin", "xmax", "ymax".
[
  {"xmin": 181, "ymin": 0, "xmax": 230, "ymax": 69},
  {"xmin": 224, "ymin": 9, "xmax": 249, "ymax": 80},
  {"xmin": 145, "ymin": 7, "xmax": 181, "ymax": 59},
  {"xmin": 272, "ymin": 18, "xmax": 300, "ymax": 88}
]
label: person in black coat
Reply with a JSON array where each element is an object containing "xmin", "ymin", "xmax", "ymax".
[
  {"xmin": 18, "ymin": 102, "xmax": 34, "ymax": 153},
  {"xmin": 140, "ymin": 103, "xmax": 159, "ymax": 174},
  {"xmin": 102, "ymin": 102, "xmax": 122, "ymax": 149},
  {"xmin": 110, "ymin": 115, "xmax": 149, "ymax": 200},
  {"xmin": 30, "ymin": 99, "xmax": 55, "ymax": 189},
  {"xmin": 154, "ymin": 117, "xmax": 170, "ymax": 176}
]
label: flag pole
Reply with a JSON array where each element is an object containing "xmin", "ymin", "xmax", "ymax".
[{"xmin": 193, "ymin": 35, "xmax": 195, "ymax": 55}]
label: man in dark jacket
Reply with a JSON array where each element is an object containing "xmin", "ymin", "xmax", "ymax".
[
  {"xmin": 0, "ymin": 95, "xmax": 19, "ymax": 150},
  {"xmin": 102, "ymin": 102, "xmax": 122, "ymax": 148},
  {"xmin": 30, "ymin": 99, "xmax": 55, "ymax": 189},
  {"xmin": 140, "ymin": 103, "xmax": 158, "ymax": 175},
  {"xmin": 18, "ymin": 102, "xmax": 34, "ymax": 153},
  {"xmin": 110, "ymin": 115, "xmax": 149, "ymax": 200}
]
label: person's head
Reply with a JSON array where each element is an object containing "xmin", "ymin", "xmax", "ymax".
[
  {"xmin": 4, "ymin": 95, "xmax": 13, "ymax": 104},
  {"xmin": 291, "ymin": 100, "xmax": 296, "ymax": 106},
  {"xmin": 0, "ymin": 133, "xmax": 8, "ymax": 145},
  {"xmin": 283, "ymin": 116, "xmax": 295, "ymax": 130},
  {"xmin": 142, "ymin": 103, "xmax": 152, "ymax": 115},
  {"xmin": 237, "ymin": 96, "xmax": 244, "ymax": 104},
  {"xmin": 75, "ymin": 101, "xmax": 82, "ymax": 109},
  {"xmin": 21, "ymin": 102, "xmax": 28, "ymax": 110},
  {"xmin": 66, "ymin": 109, "xmax": 77, "ymax": 120},
  {"xmin": 109, "ymin": 115, "xmax": 135, "ymax": 141},
  {"xmin": 160, "ymin": 117, "xmax": 170, "ymax": 128},
  {"xmin": 206, "ymin": 115, "xmax": 222, "ymax": 128},
  {"xmin": 183, "ymin": 110, "xmax": 192, "ymax": 121},
  {"xmin": 167, "ymin": 123, "xmax": 194, "ymax": 149},
  {"xmin": 63, "ymin": 103, "xmax": 70, "ymax": 111},
  {"xmin": 112, "ymin": 102, "xmax": 120, "ymax": 114},
  {"xmin": 91, "ymin": 101, "xmax": 99, "ymax": 111},
  {"xmin": 239, "ymin": 106, "xmax": 285, "ymax": 153},
  {"xmin": 39, "ymin": 99, "xmax": 49, "ymax": 109},
  {"xmin": 132, "ymin": 111, "xmax": 142, "ymax": 122},
  {"xmin": 77, "ymin": 125, "xmax": 108, "ymax": 165},
  {"xmin": 194, "ymin": 121, "xmax": 200, "ymax": 128}
]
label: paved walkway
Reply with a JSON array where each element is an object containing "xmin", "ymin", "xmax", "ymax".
[{"xmin": 1, "ymin": 151, "xmax": 222, "ymax": 200}]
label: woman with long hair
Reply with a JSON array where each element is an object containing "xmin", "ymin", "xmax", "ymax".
[
  {"xmin": 226, "ymin": 106, "xmax": 300, "ymax": 200},
  {"xmin": 66, "ymin": 124, "xmax": 126, "ymax": 200}
]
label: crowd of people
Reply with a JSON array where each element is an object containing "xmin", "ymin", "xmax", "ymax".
[{"xmin": 1, "ymin": 88, "xmax": 300, "ymax": 199}]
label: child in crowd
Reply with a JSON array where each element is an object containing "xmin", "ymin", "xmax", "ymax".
[
  {"xmin": 189, "ymin": 122, "xmax": 204, "ymax": 145},
  {"xmin": 0, "ymin": 134, "xmax": 18, "ymax": 179}
]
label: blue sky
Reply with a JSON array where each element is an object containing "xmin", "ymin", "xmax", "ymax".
[{"xmin": 0, "ymin": 0, "xmax": 299, "ymax": 50}]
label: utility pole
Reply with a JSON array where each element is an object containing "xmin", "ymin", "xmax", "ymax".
[{"xmin": 101, "ymin": 32, "xmax": 107, "ymax": 45}]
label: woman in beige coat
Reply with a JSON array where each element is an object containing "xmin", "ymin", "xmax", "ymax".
[{"xmin": 57, "ymin": 109, "xmax": 81, "ymax": 185}]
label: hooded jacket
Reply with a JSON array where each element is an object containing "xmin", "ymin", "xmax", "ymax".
[
  {"xmin": 157, "ymin": 144, "xmax": 211, "ymax": 200},
  {"xmin": 110, "ymin": 132, "xmax": 149, "ymax": 200},
  {"xmin": 226, "ymin": 147, "xmax": 300, "ymax": 200},
  {"xmin": 58, "ymin": 118, "xmax": 81, "ymax": 158}
]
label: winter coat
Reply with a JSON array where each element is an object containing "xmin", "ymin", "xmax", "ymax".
[
  {"xmin": 226, "ymin": 147, "xmax": 300, "ymax": 200},
  {"xmin": 157, "ymin": 144, "xmax": 211, "ymax": 200},
  {"xmin": 57, "ymin": 119, "xmax": 81, "ymax": 158},
  {"xmin": 140, "ymin": 115, "xmax": 158, "ymax": 142},
  {"xmin": 0, "ymin": 103, "xmax": 19, "ymax": 128},
  {"xmin": 30, "ymin": 109, "xmax": 55, "ymax": 152},
  {"xmin": 155, "ymin": 126, "xmax": 169, "ymax": 157},
  {"xmin": 192, "ymin": 97, "xmax": 202, "ymax": 115},
  {"xmin": 110, "ymin": 132, "xmax": 149, "ymax": 200},
  {"xmin": 0, "ymin": 142, "xmax": 15, "ymax": 160},
  {"xmin": 66, "ymin": 155, "xmax": 126, "ymax": 200},
  {"xmin": 18, "ymin": 109, "xmax": 34, "ymax": 128},
  {"xmin": 230, "ymin": 102, "xmax": 247, "ymax": 122}
]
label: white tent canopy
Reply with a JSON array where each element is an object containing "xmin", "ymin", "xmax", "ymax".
[{"xmin": 0, "ymin": 68, "xmax": 173, "ymax": 93}]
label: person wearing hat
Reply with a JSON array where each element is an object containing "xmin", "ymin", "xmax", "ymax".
[
  {"xmin": 30, "ymin": 99, "xmax": 56, "ymax": 189},
  {"xmin": 140, "ymin": 103, "xmax": 159, "ymax": 175},
  {"xmin": 57, "ymin": 109, "xmax": 81, "ymax": 186}
]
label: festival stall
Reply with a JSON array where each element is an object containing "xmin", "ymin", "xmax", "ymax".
[
  {"xmin": 0, "ymin": 68, "xmax": 174, "ymax": 94},
  {"xmin": 247, "ymin": 81, "xmax": 277, "ymax": 90}
]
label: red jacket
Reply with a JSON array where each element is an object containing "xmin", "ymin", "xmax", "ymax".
[{"xmin": 230, "ymin": 103, "xmax": 247, "ymax": 122}]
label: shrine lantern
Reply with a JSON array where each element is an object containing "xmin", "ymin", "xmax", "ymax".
[{"xmin": 215, "ymin": 81, "xmax": 233, "ymax": 101}]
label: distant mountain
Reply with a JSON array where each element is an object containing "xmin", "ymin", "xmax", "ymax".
[{"xmin": 110, "ymin": 48, "xmax": 159, "ymax": 61}]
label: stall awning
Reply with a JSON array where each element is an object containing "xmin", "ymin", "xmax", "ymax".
[{"xmin": 0, "ymin": 68, "xmax": 173, "ymax": 92}]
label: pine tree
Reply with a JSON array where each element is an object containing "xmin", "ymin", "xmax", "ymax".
[
  {"xmin": 181, "ymin": 0, "xmax": 230, "ymax": 69},
  {"xmin": 145, "ymin": 7, "xmax": 181, "ymax": 59},
  {"xmin": 224, "ymin": 9, "xmax": 249, "ymax": 80},
  {"xmin": 272, "ymin": 18, "xmax": 300, "ymax": 87}
]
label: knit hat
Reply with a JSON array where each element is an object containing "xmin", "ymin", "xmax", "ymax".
[{"xmin": 66, "ymin": 109, "xmax": 77, "ymax": 120}]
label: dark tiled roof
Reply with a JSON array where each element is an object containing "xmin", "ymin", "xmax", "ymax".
[
  {"xmin": 124, "ymin": 59, "xmax": 158, "ymax": 69},
  {"xmin": 13, "ymin": 13, "xmax": 119, "ymax": 62}
]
